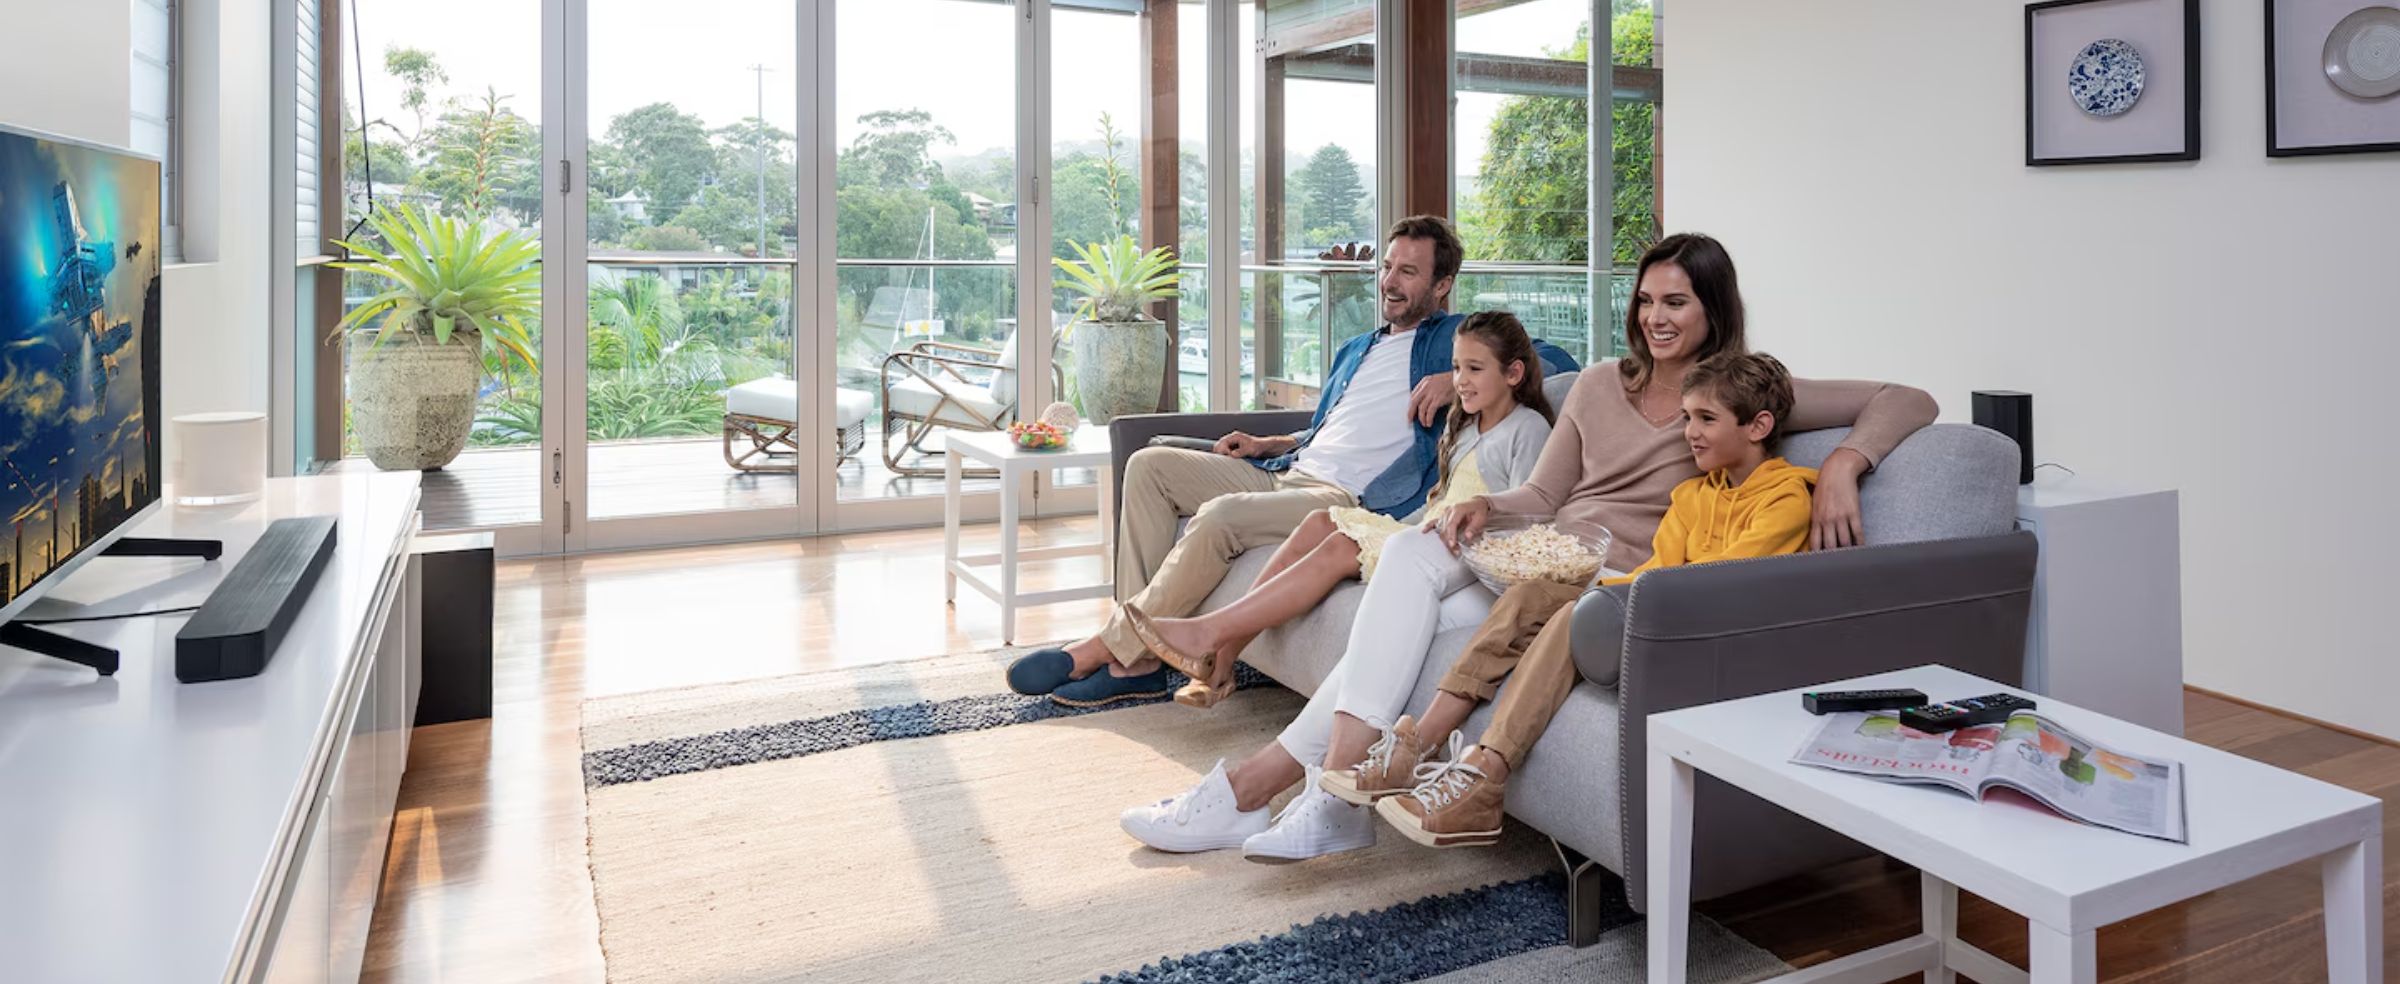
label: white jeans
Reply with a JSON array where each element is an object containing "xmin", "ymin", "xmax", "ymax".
[{"xmin": 1276, "ymin": 526, "xmax": 1495, "ymax": 766}]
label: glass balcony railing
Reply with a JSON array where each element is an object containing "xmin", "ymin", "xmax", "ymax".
[
  {"xmin": 1234, "ymin": 261, "xmax": 1637, "ymax": 410},
  {"xmin": 342, "ymin": 257, "xmax": 1633, "ymax": 460}
]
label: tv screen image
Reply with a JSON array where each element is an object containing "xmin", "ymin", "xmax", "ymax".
[{"xmin": 0, "ymin": 126, "xmax": 163, "ymax": 616}]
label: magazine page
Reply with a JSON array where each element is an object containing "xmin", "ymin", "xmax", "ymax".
[
  {"xmin": 1788, "ymin": 711, "xmax": 1995, "ymax": 793},
  {"xmin": 1986, "ymin": 712, "xmax": 2188, "ymax": 843}
]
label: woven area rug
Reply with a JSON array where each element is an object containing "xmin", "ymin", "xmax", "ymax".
[{"xmin": 580, "ymin": 646, "xmax": 1791, "ymax": 984}]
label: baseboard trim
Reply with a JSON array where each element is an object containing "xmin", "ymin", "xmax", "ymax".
[{"xmin": 2184, "ymin": 684, "xmax": 2400, "ymax": 750}]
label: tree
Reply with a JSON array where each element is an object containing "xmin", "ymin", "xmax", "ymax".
[
  {"xmin": 838, "ymin": 109, "xmax": 955, "ymax": 188},
  {"xmin": 1462, "ymin": 16, "xmax": 1657, "ymax": 265},
  {"xmin": 628, "ymin": 224, "xmax": 709, "ymax": 253},
  {"xmin": 670, "ymin": 117, "xmax": 797, "ymax": 255},
  {"xmin": 1608, "ymin": 8, "xmax": 1659, "ymax": 262},
  {"xmin": 416, "ymin": 87, "xmax": 537, "ymax": 221},
  {"xmin": 384, "ymin": 46, "xmax": 447, "ymax": 147},
  {"xmin": 607, "ymin": 103, "xmax": 717, "ymax": 219},
  {"xmin": 1291, "ymin": 144, "xmax": 1368, "ymax": 247}
]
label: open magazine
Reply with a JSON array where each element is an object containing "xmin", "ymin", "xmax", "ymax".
[{"xmin": 1791, "ymin": 709, "xmax": 2188, "ymax": 843}]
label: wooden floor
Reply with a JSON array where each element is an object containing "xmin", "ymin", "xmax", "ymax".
[
  {"xmin": 362, "ymin": 522, "xmax": 2400, "ymax": 983},
  {"xmin": 331, "ymin": 428, "xmax": 1096, "ymax": 533}
]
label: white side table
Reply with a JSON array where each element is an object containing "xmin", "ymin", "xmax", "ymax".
[
  {"xmin": 1648, "ymin": 665, "xmax": 2381, "ymax": 984},
  {"xmin": 942, "ymin": 427, "xmax": 1114, "ymax": 644},
  {"xmin": 2016, "ymin": 474, "xmax": 2184, "ymax": 734}
]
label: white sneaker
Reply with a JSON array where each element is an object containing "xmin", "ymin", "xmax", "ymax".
[
  {"xmin": 1241, "ymin": 765, "xmax": 1376, "ymax": 862},
  {"xmin": 1120, "ymin": 759, "xmax": 1271, "ymax": 853}
]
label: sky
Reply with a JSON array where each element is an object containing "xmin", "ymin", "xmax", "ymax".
[{"xmin": 346, "ymin": 0, "xmax": 1592, "ymax": 191}]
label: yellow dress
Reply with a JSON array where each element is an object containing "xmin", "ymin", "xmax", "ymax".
[{"xmin": 1327, "ymin": 459, "xmax": 1490, "ymax": 581}]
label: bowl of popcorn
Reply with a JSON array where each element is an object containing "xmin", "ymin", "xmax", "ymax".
[
  {"xmin": 1460, "ymin": 516, "xmax": 1614, "ymax": 596},
  {"xmin": 1007, "ymin": 420, "xmax": 1071, "ymax": 451}
]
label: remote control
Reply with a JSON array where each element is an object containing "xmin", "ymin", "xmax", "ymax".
[
  {"xmin": 1800, "ymin": 689, "xmax": 1929, "ymax": 715},
  {"xmin": 1949, "ymin": 693, "xmax": 2037, "ymax": 726},
  {"xmin": 1898, "ymin": 703, "xmax": 1971, "ymax": 733}
]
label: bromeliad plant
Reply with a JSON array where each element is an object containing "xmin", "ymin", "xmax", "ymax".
[
  {"xmin": 1053, "ymin": 235, "xmax": 1180, "ymax": 326},
  {"xmin": 331, "ymin": 204, "xmax": 540, "ymax": 373}
]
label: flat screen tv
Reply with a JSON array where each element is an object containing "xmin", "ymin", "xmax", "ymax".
[{"xmin": 0, "ymin": 124, "xmax": 164, "ymax": 626}]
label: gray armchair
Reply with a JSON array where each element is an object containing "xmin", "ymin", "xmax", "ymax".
[{"xmin": 1106, "ymin": 382, "xmax": 2037, "ymax": 946}]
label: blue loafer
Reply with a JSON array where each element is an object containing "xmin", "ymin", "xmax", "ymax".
[
  {"xmin": 1050, "ymin": 666, "xmax": 1176, "ymax": 708},
  {"xmin": 1006, "ymin": 648, "xmax": 1077, "ymax": 695}
]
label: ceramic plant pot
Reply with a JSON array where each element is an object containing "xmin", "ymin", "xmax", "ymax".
[
  {"xmin": 1067, "ymin": 317, "xmax": 1167, "ymax": 424},
  {"xmin": 349, "ymin": 330, "xmax": 481, "ymax": 471}
]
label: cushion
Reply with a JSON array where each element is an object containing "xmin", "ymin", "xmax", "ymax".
[
  {"xmin": 834, "ymin": 387, "xmax": 873, "ymax": 427},
  {"xmin": 724, "ymin": 377, "xmax": 797, "ymax": 422},
  {"xmin": 722, "ymin": 378, "xmax": 876, "ymax": 430},
  {"xmin": 887, "ymin": 375, "xmax": 1010, "ymax": 430},
  {"xmin": 1541, "ymin": 369, "xmax": 1579, "ymax": 411},
  {"xmin": 988, "ymin": 330, "xmax": 1022, "ymax": 410},
  {"xmin": 1779, "ymin": 422, "xmax": 2020, "ymax": 545}
]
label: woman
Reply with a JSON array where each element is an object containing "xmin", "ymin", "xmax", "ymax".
[{"xmin": 1117, "ymin": 233, "xmax": 1936, "ymax": 862}]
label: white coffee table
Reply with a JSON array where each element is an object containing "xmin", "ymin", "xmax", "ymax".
[
  {"xmin": 1647, "ymin": 664, "xmax": 2383, "ymax": 984},
  {"xmin": 942, "ymin": 427, "xmax": 1114, "ymax": 644}
]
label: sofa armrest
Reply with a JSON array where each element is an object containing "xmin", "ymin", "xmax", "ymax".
[
  {"xmin": 1106, "ymin": 410, "xmax": 1314, "ymax": 518},
  {"xmin": 1600, "ymin": 530, "xmax": 2038, "ymax": 910}
]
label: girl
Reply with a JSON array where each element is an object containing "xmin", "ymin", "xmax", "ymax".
[{"xmin": 1126, "ymin": 312, "xmax": 1556, "ymax": 709}]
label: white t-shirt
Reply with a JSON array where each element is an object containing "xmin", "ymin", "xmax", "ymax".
[{"xmin": 1291, "ymin": 330, "xmax": 1415, "ymax": 494}]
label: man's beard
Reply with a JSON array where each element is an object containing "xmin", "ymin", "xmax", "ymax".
[{"xmin": 1388, "ymin": 291, "xmax": 1437, "ymax": 329}]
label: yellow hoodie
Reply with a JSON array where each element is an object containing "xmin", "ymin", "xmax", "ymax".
[{"xmin": 1600, "ymin": 457, "xmax": 1818, "ymax": 586}]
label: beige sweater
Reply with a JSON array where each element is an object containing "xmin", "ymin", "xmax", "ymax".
[{"xmin": 1481, "ymin": 361, "xmax": 1938, "ymax": 571}]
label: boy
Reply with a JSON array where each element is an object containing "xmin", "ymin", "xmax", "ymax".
[{"xmin": 1354, "ymin": 352, "xmax": 1817, "ymax": 847}]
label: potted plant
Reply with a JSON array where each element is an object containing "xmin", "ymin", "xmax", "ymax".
[
  {"xmin": 1054, "ymin": 235, "xmax": 1179, "ymax": 424},
  {"xmin": 331, "ymin": 205, "xmax": 540, "ymax": 471}
]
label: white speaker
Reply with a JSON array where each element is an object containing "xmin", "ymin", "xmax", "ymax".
[{"xmin": 170, "ymin": 412, "xmax": 268, "ymax": 506}]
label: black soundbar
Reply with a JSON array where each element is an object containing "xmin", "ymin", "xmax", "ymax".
[{"xmin": 175, "ymin": 516, "xmax": 339, "ymax": 683}]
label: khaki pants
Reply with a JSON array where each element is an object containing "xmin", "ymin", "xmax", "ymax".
[
  {"xmin": 1436, "ymin": 579, "xmax": 1586, "ymax": 769},
  {"xmin": 1102, "ymin": 447, "xmax": 1355, "ymax": 666}
]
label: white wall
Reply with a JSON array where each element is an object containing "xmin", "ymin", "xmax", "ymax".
[
  {"xmin": 0, "ymin": 0, "xmax": 275, "ymax": 466},
  {"xmin": 1669, "ymin": 0, "xmax": 2400, "ymax": 739},
  {"xmin": 0, "ymin": 3, "xmax": 132, "ymax": 146}
]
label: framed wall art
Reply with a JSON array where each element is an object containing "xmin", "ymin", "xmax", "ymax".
[
  {"xmin": 2026, "ymin": 0, "xmax": 2203, "ymax": 165},
  {"xmin": 2268, "ymin": 0, "xmax": 2400, "ymax": 156}
]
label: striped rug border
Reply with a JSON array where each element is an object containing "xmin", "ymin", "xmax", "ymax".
[{"xmin": 582, "ymin": 663, "xmax": 1278, "ymax": 787}]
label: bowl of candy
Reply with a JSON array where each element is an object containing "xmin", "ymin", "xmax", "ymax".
[
  {"xmin": 1007, "ymin": 420, "xmax": 1071, "ymax": 451},
  {"xmin": 1459, "ymin": 515, "xmax": 1614, "ymax": 596}
]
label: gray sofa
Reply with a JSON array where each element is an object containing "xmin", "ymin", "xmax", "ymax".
[{"xmin": 1107, "ymin": 371, "xmax": 2038, "ymax": 946}]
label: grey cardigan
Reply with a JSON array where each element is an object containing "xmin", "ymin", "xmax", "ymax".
[{"xmin": 1400, "ymin": 404, "xmax": 1553, "ymax": 525}]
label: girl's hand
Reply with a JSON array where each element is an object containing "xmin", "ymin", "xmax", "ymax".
[
  {"xmin": 1438, "ymin": 496, "xmax": 1492, "ymax": 553},
  {"xmin": 1811, "ymin": 449, "xmax": 1870, "ymax": 550}
]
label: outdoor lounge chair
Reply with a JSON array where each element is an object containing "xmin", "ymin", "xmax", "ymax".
[
  {"xmin": 877, "ymin": 328, "xmax": 1062, "ymax": 479},
  {"xmin": 720, "ymin": 377, "xmax": 872, "ymax": 472}
]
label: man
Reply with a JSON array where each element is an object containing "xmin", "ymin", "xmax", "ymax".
[{"xmin": 1007, "ymin": 215, "xmax": 1578, "ymax": 706}]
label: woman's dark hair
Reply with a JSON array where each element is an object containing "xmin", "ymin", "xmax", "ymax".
[
  {"xmin": 1620, "ymin": 232, "xmax": 1747, "ymax": 394},
  {"xmin": 1426, "ymin": 311, "xmax": 1554, "ymax": 506}
]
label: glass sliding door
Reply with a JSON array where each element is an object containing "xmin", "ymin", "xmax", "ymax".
[
  {"xmin": 1243, "ymin": 0, "xmax": 1379, "ymax": 413},
  {"xmin": 830, "ymin": 0, "xmax": 1021, "ymax": 516},
  {"xmin": 337, "ymin": 0, "xmax": 545, "ymax": 536},
  {"xmin": 581, "ymin": 0, "xmax": 802, "ymax": 533},
  {"xmin": 1452, "ymin": 0, "xmax": 1606, "ymax": 366}
]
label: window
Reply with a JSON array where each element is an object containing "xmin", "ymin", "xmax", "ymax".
[
  {"xmin": 130, "ymin": 0, "xmax": 179, "ymax": 261},
  {"xmin": 298, "ymin": 0, "xmax": 324, "ymax": 255}
]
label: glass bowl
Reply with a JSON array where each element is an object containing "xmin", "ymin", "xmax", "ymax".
[{"xmin": 1459, "ymin": 515, "xmax": 1614, "ymax": 596}]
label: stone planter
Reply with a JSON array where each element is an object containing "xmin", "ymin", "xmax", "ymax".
[
  {"xmin": 349, "ymin": 331, "xmax": 481, "ymax": 471},
  {"xmin": 1067, "ymin": 317, "xmax": 1168, "ymax": 424}
]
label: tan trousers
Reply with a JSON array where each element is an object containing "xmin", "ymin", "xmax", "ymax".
[
  {"xmin": 1435, "ymin": 579, "xmax": 1586, "ymax": 769},
  {"xmin": 1102, "ymin": 447, "xmax": 1355, "ymax": 666}
]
